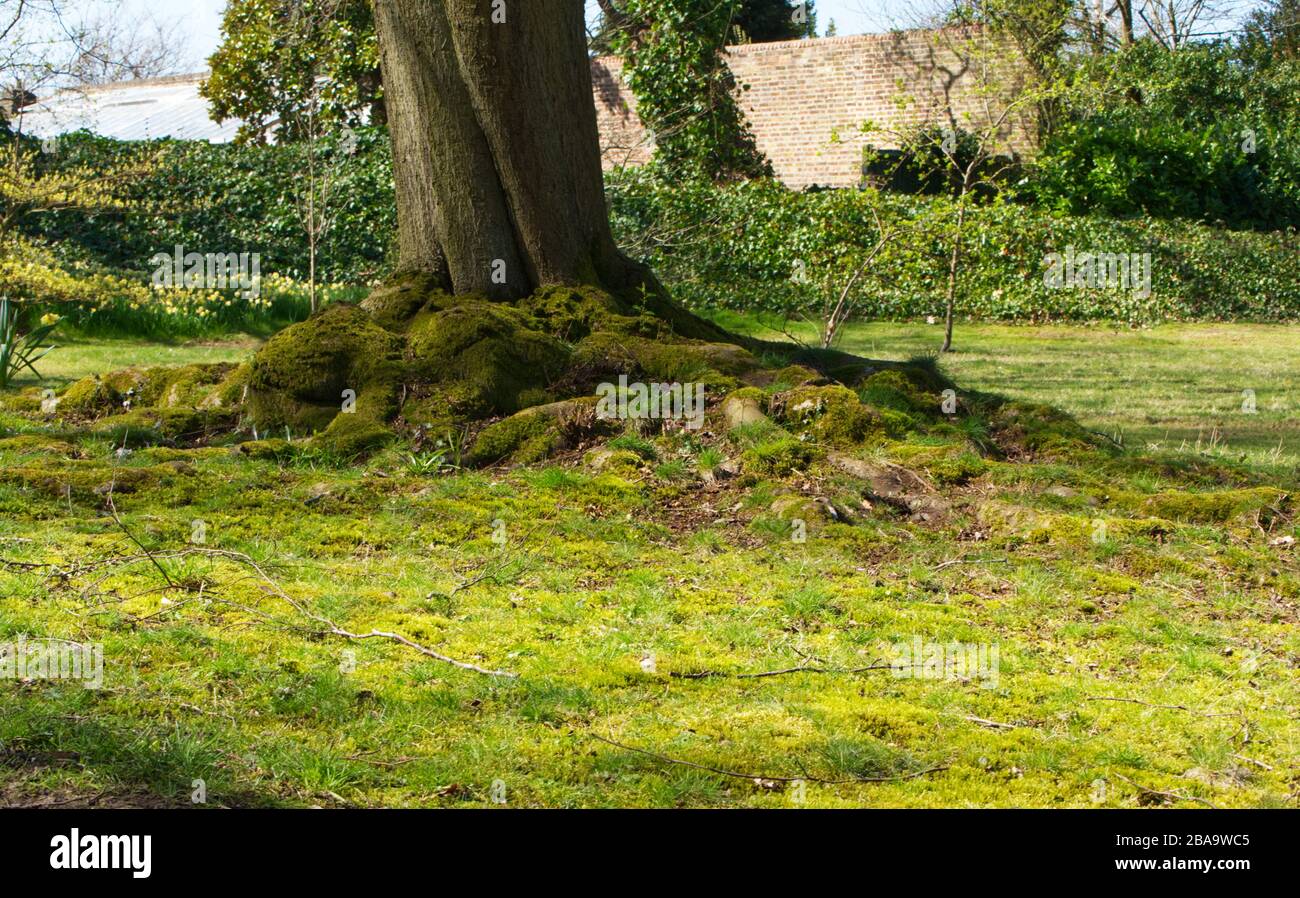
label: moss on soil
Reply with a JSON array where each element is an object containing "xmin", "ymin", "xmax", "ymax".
[{"xmin": 1, "ymin": 315, "xmax": 1296, "ymax": 808}]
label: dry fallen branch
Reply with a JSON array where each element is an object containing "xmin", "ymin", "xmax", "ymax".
[
  {"xmin": 965, "ymin": 715, "xmax": 1019, "ymax": 730},
  {"xmin": 589, "ymin": 732, "xmax": 948, "ymax": 786},
  {"xmin": 85, "ymin": 491, "xmax": 519, "ymax": 678},
  {"xmin": 1084, "ymin": 696, "xmax": 1241, "ymax": 719},
  {"xmin": 199, "ymin": 547, "xmax": 518, "ymax": 678},
  {"xmin": 0, "ymin": 557, "xmax": 49, "ymax": 571},
  {"xmin": 1232, "ymin": 754, "xmax": 1273, "ymax": 772},
  {"xmin": 106, "ymin": 492, "xmax": 176, "ymax": 588},
  {"xmin": 320, "ymin": 625, "xmax": 516, "ymax": 678},
  {"xmin": 1113, "ymin": 773, "xmax": 1221, "ymax": 810},
  {"xmin": 671, "ymin": 661, "xmax": 893, "ymax": 680}
]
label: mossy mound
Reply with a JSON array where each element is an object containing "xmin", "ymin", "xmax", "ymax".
[
  {"xmin": 94, "ymin": 408, "xmax": 218, "ymax": 446},
  {"xmin": 988, "ymin": 400, "xmax": 1111, "ymax": 459},
  {"xmin": 31, "ymin": 280, "xmax": 1089, "ymax": 471},
  {"xmin": 313, "ymin": 409, "xmax": 397, "ymax": 459},
  {"xmin": 742, "ymin": 436, "xmax": 821, "ymax": 477},
  {"xmin": 767, "ymin": 364, "xmax": 824, "ymax": 389},
  {"xmin": 0, "ymin": 460, "xmax": 174, "ymax": 500},
  {"xmin": 207, "ymin": 363, "xmax": 253, "ymax": 410},
  {"xmin": 465, "ymin": 397, "xmax": 615, "ymax": 466},
  {"xmin": 359, "ymin": 271, "xmax": 444, "ymax": 330},
  {"xmin": 247, "ymin": 303, "xmax": 405, "ymax": 432},
  {"xmin": 236, "ymin": 438, "xmax": 295, "ymax": 460},
  {"xmin": 769, "ymin": 494, "xmax": 823, "ymax": 521},
  {"xmin": 403, "ymin": 300, "xmax": 570, "ymax": 415},
  {"xmin": 857, "ymin": 369, "xmax": 943, "ymax": 415},
  {"xmin": 0, "ymin": 387, "xmax": 47, "ymax": 414},
  {"xmin": 56, "ymin": 364, "xmax": 246, "ymax": 423},
  {"xmin": 58, "ymin": 372, "xmax": 138, "ymax": 418},
  {"xmin": 584, "ymin": 447, "xmax": 644, "ymax": 477},
  {"xmin": 719, "ymin": 387, "xmax": 768, "ymax": 429},
  {"xmin": 466, "ymin": 410, "xmax": 559, "ymax": 466},
  {"xmin": 772, "ymin": 384, "xmax": 886, "ymax": 446},
  {"xmin": 238, "ymin": 279, "xmax": 765, "ymax": 461},
  {"xmin": 38, "ymin": 366, "xmax": 242, "ymax": 450},
  {"xmin": 1120, "ymin": 486, "xmax": 1289, "ymax": 525},
  {"xmin": 519, "ymin": 284, "xmax": 659, "ymax": 342},
  {"xmin": 0, "ymin": 434, "xmax": 82, "ymax": 457},
  {"xmin": 141, "ymin": 363, "xmax": 240, "ymax": 410},
  {"xmin": 567, "ymin": 332, "xmax": 753, "ymax": 394}
]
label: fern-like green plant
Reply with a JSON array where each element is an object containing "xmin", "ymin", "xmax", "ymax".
[{"xmin": 0, "ymin": 297, "xmax": 59, "ymax": 389}]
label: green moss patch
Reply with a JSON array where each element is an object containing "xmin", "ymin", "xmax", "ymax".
[
  {"xmin": 990, "ymin": 401, "xmax": 1110, "ymax": 459},
  {"xmin": 773, "ymin": 385, "xmax": 884, "ymax": 446},
  {"xmin": 404, "ymin": 301, "xmax": 570, "ymax": 415},
  {"xmin": 0, "ymin": 434, "xmax": 82, "ymax": 457},
  {"xmin": 1117, "ymin": 486, "xmax": 1289, "ymax": 524},
  {"xmin": 742, "ymin": 436, "xmax": 821, "ymax": 477},
  {"xmin": 246, "ymin": 303, "xmax": 405, "ymax": 432}
]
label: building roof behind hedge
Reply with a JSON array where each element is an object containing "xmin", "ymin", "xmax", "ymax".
[{"xmin": 16, "ymin": 73, "xmax": 245, "ymax": 144}]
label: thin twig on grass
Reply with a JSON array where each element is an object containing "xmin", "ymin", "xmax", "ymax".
[
  {"xmin": 1113, "ymin": 773, "xmax": 1221, "ymax": 810},
  {"xmin": 965, "ymin": 715, "xmax": 1019, "ymax": 730},
  {"xmin": 1232, "ymin": 754, "xmax": 1273, "ymax": 771},
  {"xmin": 670, "ymin": 661, "xmax": 893, "ymax": 680},
  {"xmin": 97, "ymin": 498, "xmax": 517, "ymax": 678},
  {"xmin": 0, "ymin": 557, "xmax": 49, "ymax": 571},
  {"xmin": 1084, "ymin": 696, "xmax": 1241, "ymax": 718},
  {"xmin": 106, "ymin": 488, "xmax": 175, "ymax": 588},
  {"xmin": 436, "ymin": 522, "xmax": 552, "ymax": 602}
]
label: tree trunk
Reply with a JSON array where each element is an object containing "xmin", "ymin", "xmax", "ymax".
[
  {"xmin": 247, "ymin": 0, "xmax": 735, "ymax": 453},
  {"xmin": 373, "ymin": 0, "xmax": 641, "ymax": 299},
  {"xmin": 1117, "ymin": 0, "xmax": 1134, "ymax": 46}
]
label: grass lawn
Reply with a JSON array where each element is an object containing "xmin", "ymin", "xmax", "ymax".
[
  {"xmin": 34, "ymin": 319, "xmax": 1300, "ymax": 467},
  {"xmin": 716, "ymin": 315, "xmax": 1300, "ymax": 469},
  {"xmin": 13, "ymin": 335, "xmax": 263, "ymax": 391},
  {"xmin": 1, "ymin": 320, "xmax": 1296, "ymax": 808}
]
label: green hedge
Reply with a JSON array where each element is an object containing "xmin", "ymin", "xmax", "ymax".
[
  {"xmin": 1024, "ymin": 42, "xmax": 1300, "ymax": 229},
  {"xmin": 25, "ymin": 129, "xmax": 396, "ymax": 284},
  {"xmin": 20, "ymin": 134, "xmax": 1300, "ymax": 327},
  {"xmin": 1027, "ymin": 117, "xmax": 1300, "ymax": 228},
  {"xmin": 606, "ymin": 169, "xmax": 1300, "ymax": 324}
]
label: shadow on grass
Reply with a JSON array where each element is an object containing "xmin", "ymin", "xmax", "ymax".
[{"xmin": 0, "ymin": 699, "xmax": 286, "ymax": 809}]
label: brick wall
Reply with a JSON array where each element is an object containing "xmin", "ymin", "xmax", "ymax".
[
  {"xmin": 591, "ymin": 56, "xmax": 655, "ymax": 170},
  {"xmin": 590, "ymin": 27, "xmax": 1030, "ymax": 189}
]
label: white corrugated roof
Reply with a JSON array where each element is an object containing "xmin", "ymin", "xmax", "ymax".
[{"xmin": 15, "ymin": 73, "xmax": 247, "ymax": 143}]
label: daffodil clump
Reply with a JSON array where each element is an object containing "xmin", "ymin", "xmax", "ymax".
[{"xmin": 0, "ymin": 236, "xmax": 368, "ymax": 338}]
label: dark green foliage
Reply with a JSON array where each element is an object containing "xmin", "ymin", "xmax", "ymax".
[
  {"xmin": 201, "ymin": 0, "xmax": 382, "ymax": 142},
  {"xmin": 606, "ymin": 1, "xmax": 771, "ymax": 181},
  {"xmin": 733, "ymin": 0, "xmax": 817, "ymax": 42},
  {"xmin": 606, "ymin": 170, "xmax": 1300, "ymax": 323},
  {"xmin": 1029, "ymin": 117, "xmax": 1296, "ymax": 227},
  {"xmin": 591, "ymin": 0, "xmax": 816, "ymax": 53},
  {"xmin": 865, "ymin": 126, "xmax": 1012, "ymax": 198},
  {"xmin": 1241, "ymin": 0, "xmax": 1300, "ymax": 63},
  {"xmin": 25, "ymin": 130, "xmax": 395, "ymax": 285},
  {"xmin": 1026, "ymin": 41, "xmax": 1300, "ymax": 228}
]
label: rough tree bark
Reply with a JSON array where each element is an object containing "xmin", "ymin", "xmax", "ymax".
[{"xmin": 373, "ymin": 0, "xmax": 642, "ymax": 298}]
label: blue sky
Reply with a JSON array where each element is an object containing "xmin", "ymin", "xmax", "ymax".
[
  {"xmin": 140, "ymin": 0, "xmax": 925, "ymax": 71},
  {"xmin": 131, "ymin": 0, "xmax": 1262, "ymax": 72}
]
